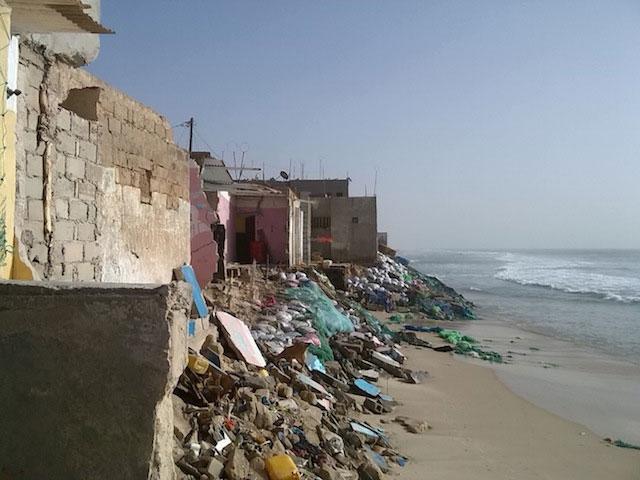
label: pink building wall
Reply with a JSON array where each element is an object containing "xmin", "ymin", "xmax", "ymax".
[
  {"xmin": 189, "ymin": 159, "xmax": 217, "ymax": 287},
  {"xmin": 235, "ymin": 204, "xmax": 289, "ymax": 263}
]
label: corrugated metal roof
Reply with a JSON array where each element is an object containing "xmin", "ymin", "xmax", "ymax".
[
  {"xmin": 200, "ymin": 157, "xmax": 234, "ymax": 185},
  {"xmin": 203, "ymin": 181, "xmax": 286, "ymax": 197},
  {"xmin": 8, "ymin": 1, "xmax": 113, "ymax": 34}
]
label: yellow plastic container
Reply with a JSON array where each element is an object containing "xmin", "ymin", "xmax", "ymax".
[
  {"xmin": 265, "ymin": 454, "xmax": 300, "ymax": 480},
  {"xmin": 187, "ymin": 353, "xmax": 210, "ymax": 375}
]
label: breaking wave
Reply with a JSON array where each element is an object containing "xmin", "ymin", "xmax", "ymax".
[{"xmin": 495, "ymin": 253, "xmax": 640, "ymax": 304}]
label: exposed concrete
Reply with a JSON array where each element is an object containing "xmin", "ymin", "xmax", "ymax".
[
  {"xmin": 14, "ymin": 42, "xmax": 190, "ymax": 283},
  {"xmin": 0, "ymin": 280, "xmax": 190, "ymax": 479},
  {"xmin": 311, "ymin": 196, "xmax": 377, "ymax": 264}
]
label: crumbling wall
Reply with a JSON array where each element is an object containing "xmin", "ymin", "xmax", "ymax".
[
  {"xmin": 14, "ymin": 42, "xmax": 189, "ymax": 283},
  {"xmin": 190, "ymin": 158, "xmax": 217, "ymax": 287},
  {"xmin": 0, "ymin": 280, "xmax": 190, "ymax": 480}
]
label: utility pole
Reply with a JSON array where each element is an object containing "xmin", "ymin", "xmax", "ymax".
[{"xmin": 187, "ymin": 117, "xmax": 194, "ymax": 158}]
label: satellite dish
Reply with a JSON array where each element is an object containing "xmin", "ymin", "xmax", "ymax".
[{"xmin": 280, "ymin": 171, "xmax": 289, "ymax": 180}]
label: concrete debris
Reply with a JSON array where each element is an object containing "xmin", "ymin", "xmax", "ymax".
[
  {"xmin": 171, "ymin": 261, "xmax": 449, "ymax": 479},
  {"xmin": 394, "ymin": 416, "xmax": 431, "ymax": 434}
]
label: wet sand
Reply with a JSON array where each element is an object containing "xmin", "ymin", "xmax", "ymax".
[
  {"xmin": 460, "ymin": 317, "xmax": 640, "ymax": 445},
  {"xmin": 366, "ymin": 313, "xmax": 640, "ymax": 479}
]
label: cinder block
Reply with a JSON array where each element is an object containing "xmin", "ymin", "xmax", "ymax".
[
  {"xmin": 108, "ymin": 117, "xmax": 121, "ymax": 134},
  {"xmin": 25, "ymin": 177, "xmax": 43, "ymax": 200},
  {"xmin": 62, "ymin": 241, "xmax": 83, "ymax": 263},
  {"xmin": 87, "ymin": 204, "xmax": 97, "ymax": 223},
  {"xmin": 66, "ymin": 156, "xmax": 85, "ymax": 180},
  {"xmin": 83, "ymin": 242, "xmax": 101, "ymax": 262},
  {"xmin": 68, "ymin": 200, "xmax": 88, "ymax": 221},
  {"xmin": 26, "ymin": 154, "xmax": 43, "ymax": 177},
  {"xmin": 56, "ymin": 109, "xmax": 72, "ymax": 131},
  {"xmin": 22, "ymin": 221, "xmax": 45, "ymax": 245},
  {"xmin": 71, "ymin": 114, "xmax": 89, "ymax": 139},
  {"xmin": 85, "ymin": 163, "xmax": 106, "ymax": 186},
  {"xmin": 21, "ymin": 130, "xmax": 38, "ymax": 151},
  {"xmin": 27, "ymin": 109, "xmax": 39, "ymax": 131},
  {"xmin": 55, "ymin": 198, "xmax": 69, "ymax": 219},
  {"xmin": 49, "ymin": 241, "xmax": 64, "ymax": 264},
  {"xmin": 77, "ymin": 181, "xmax": 96, "ymax": 201},
  {"xmin": 79, "ymin": 140, "xmax": 97, "ymax": 162},
  {"xmin": 54, "ymin": 176, "xmax": 75, "ymax": 197},
  {"xmin": 27, "ymin": 199, "xmax": 44, "ymax": 221},
  {"xmin": 51, "ymin": 263, "xmax": 73, "ymax": 281},
  {"xmin": 76, "ymin": 223, "xmax": 95, "ymax": 241},
  {"xmin": 54, "ymin": 220, "xmax": 75, "ymax": 241},
  {"xmin": 75, "ymin": 262, "xmax": 95, "ymax": 281},
  {"xmin": 57, "ymin": 131, "xmax": 77, "ymax": 156}
]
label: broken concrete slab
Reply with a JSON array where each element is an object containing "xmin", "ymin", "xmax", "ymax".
[
  {"xmin": 216, "ymin": 311, "xmax": 267, "ymax": 367},
  {"xmin": 0, "ymin": 281, "xmax": 191, "ymax": 480}
]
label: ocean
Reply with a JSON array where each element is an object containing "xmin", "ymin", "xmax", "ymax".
[{"xmin": 410, "ymin": 250, "xmax": 640, "ymax": 363}]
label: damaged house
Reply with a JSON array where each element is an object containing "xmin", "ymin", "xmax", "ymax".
[
  {"xmin": 0, "ymin": 3, "xmax": 194, "ymax": 479},
  {"xmin": 5, "ymin": 20, "xmax": 190, "ymax": 283},
  {"xmin": 196, "ymin": 155, "xmax": 308, "ymax": 268},
  {"xmin": 268, "ymin": 178, "xmax": 378, "ymax": 264}
]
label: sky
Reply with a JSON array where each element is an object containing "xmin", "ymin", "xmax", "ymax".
[{"xmin": 89, "ymin": 0, "xmax": 640, "ymax": 250}]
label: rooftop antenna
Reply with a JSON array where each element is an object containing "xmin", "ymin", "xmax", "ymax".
[
  {"xmin": 289, "ymin": 158, "xmax": 293, "ymax": 180},
  {"xmin": 237, "ymin": 149, "xmax": 246, "ymax": 180},
  {"xmin": 374, "ymin": 168, "xmax": 378, "ymax": 196},
  {"xmin": 233, "ymin": 151, "xmax": 237, "ymax": 180},
  {"xmin": 301, "ymin": 162, "xmax": 305, "ymax": 179},
  {"xmin": 262, "ymin": 161, "xmax": 265, "ymax": 181}
]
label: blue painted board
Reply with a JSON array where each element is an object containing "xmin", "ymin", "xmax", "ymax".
[
  {"xmin": 181, "ymin": 265, "xmax": 208, "ymax": 318},
  {"xmin": 353, "ymin": 378, "xmax": 381, "ymax": 398}
]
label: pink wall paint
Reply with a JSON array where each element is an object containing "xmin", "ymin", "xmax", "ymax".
[
  {"xmin": 235, "ymin": 197, "xmax": 289, "ymax": 264},
  {"xmin": 189, "ymin": 159, "xmax": 217, "ymax": 287}
]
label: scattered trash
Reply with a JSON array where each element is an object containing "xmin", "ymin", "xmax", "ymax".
[{"xmin": 604, "ymin": 438, "xmax": 640, "ymax": 450}]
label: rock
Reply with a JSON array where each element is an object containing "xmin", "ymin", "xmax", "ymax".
[
  {"xmin": 277, "ymin": 383, "xmax": 294, "ymax": 399},
  {"xmin": 224, "ymin": 446, "xmax": 253, "ymax": 480},
  {"xmin": 317, "ymin": 465, "xmax": 342, "ymax": 480},
  {"xmin": 357, "ymin": 461, "xmax": 383, "ymax": 480},
  {"xmin": 394, "ymin": 415, "xmax": 430, "ymax": 433},
  {"xmin": 205, "ymin": 457, "xmax": 224, "ymax": 479},
  {"xmin": 299, "ymin": 390, "xmax": 317, "ymax": 405}
]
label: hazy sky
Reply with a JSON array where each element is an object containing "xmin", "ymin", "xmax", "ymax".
[{"xmin": 89, "ymin": 1, "xmax": 640, "ymax": 250}]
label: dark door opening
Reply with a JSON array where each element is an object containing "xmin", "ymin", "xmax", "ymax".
[{"xmin": 235, "ymin": 215, "xmax": 256, "ymax": 263}]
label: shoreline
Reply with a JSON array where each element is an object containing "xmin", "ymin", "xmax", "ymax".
[
  {"xmin": 468, "ymin": 299, "xmax": 640, "ymax": 367},
  {"xmin": 367, "ymin": 312, "xmax": 640, "ymax": 478},
  {"xmin": 454, "ymin": 312, "xmax": 640, "ymax": 445}
]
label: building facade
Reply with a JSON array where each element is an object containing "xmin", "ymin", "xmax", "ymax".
[{"xmin": 311, "ymin": 196, "xmax": 377, "ymax": 264}]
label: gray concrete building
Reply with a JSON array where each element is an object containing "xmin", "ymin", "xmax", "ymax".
[
  {"xmin": 268, "ymin": 178, "xmax": 349, "ymax": 198},
  {"xmin": 311, "ymin": 196, "xmax": 377, "ymax": 264}
]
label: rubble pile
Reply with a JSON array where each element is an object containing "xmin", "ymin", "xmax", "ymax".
[
  {"xmin": 346, "ymin": 254, "xmax": 475, "ymax": 320},
  {"xmin": 172, "ymin": 270, "xmax": 429, "ymax": 480}
]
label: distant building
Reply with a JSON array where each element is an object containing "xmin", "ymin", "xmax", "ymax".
[
  {"xmin": 377, "ymin": 232, "xmax": 388, "ymax": 246},
  {"xmin": 311, "ymin": 196, "xmax": 377, "ymax": 264},
  {"xmin": 203, "ymin": 178, "xmax": 307, "ymax": 267},
  {"xmin": 288, "ymin": 179, "xmax": 349, "ymax": 198}
]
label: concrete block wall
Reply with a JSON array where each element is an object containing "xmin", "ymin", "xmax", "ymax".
[
  {"xmin": 311, "ymin": 196, "xmax": 378, "ymax": 264},
  {"xmin": 0, "ymin": 280, "xmax": 190, "ymax": 480},
  {"xmin": 15, "ymin": 42, "xmax": 190, "ymax": 283}
]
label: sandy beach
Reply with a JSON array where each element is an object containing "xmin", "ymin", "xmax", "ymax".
[{"xmin": 366, "ymin": 314, "xmax": 640, "ymax": 479}]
